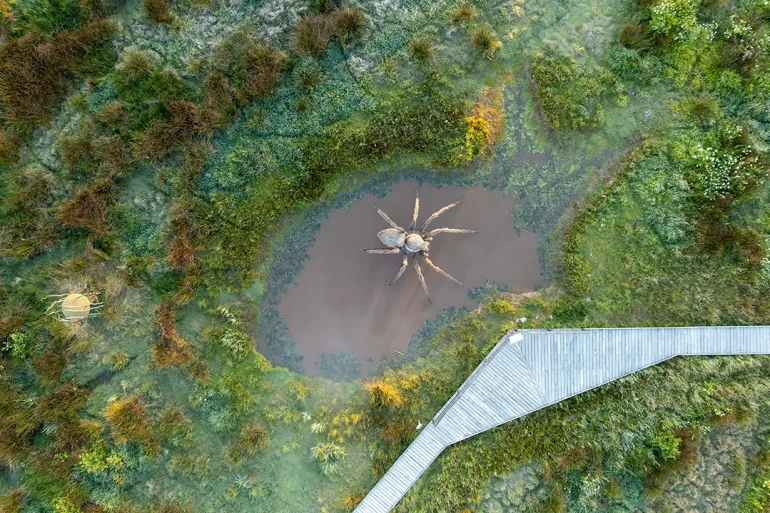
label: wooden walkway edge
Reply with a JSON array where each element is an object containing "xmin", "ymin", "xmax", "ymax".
[{"xmin": 353, "ymin": 326, "xmax": 770, "ymax": 513}]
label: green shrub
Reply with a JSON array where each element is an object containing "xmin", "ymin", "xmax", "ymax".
[
  {"xmin": 11, "ymin": 0, "xmax": 82, "ymax": 35},
  {"xmin": 470, "ymin": 27, "xmax": 502, "ymax": 58},
  {"xmin": 410, "ymin": 36, "xmax": 435, "ymax": 64},
  {"xmin": 0, "ymin": 19, "xmax": 115, "ymax": 129},
  {"xmin": 649, "ymin": 431, "xmax": 681, "ymax": 462},
  {"xmin": 530, "ymin": 46, "xmax": 611, "ymax": 130},
  {"xmin": 2, "ymin": 331, "xmax": 32, "ymax": 359},
  {"xmin": 312, "ymin": 443, "xmax": 345, "ymax": 475}
]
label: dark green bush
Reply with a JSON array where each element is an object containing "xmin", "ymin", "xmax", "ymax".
[
  {"xmin": 410, "ymin": 36, "xmax": 435, "ymax": 64},
  {"xmin": 11, "ymin": 0, "xmax": 82, "ymax": 35},
  {"xmin": 530, "ymin": 46, "xmax": 610, "ymax": 130},
  {"xmin": 470, "ymin": 27, "xmax": 502, "ymax": 57}
]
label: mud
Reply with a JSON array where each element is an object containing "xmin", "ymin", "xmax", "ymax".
[{"xmin": 277, "ymin": 181, "xmax": 545, "ymax": 374}]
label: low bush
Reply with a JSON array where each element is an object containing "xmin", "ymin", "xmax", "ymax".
[
  {"xmin": 470, "ymin": 27, "xmax": 502, "ymax": 58},
  {"xmin": 333, "ymin": 6, "xmax": 367, "ymax": 46},
  {"xmin": 530, "ymin": 46, "xmax": 612, "ymax": 130},
  {"xmin": 0, "ymin": 19, "xmax": 115, "ymax": 130},
  {"xmin": 410, "ymin": 36, "xmax": 435, "ymax": 64},
  {"xmin": 450, "ymin": 3, "xmax": 477, "ymax": 26},
  {"xmin": 103, "ymin": 396, "xmax": 157, "ymax": 451},
  {"xmin": 293, "ymin": 14, "xmax": 335, "ymax": 57},
  {"xmin": 58, "ymin": 178, "xmax": 117, "ymax": 235},
  {"xmin": 142, "ymin": 0, "xmax": 173, "ymax": 23}
]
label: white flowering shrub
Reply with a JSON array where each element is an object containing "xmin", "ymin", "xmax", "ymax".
[
  {"xmin": 686, "ymin": 123, "xmax": 765, "ymax": 200},
  {"xmin": 650, "ymin": 0, "xmax": 699, "ymax": 39}
]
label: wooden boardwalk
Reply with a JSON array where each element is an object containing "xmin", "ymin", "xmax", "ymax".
[{"xmin": 353, "ymin": 326, "xmax": 770, "ymax": 513}]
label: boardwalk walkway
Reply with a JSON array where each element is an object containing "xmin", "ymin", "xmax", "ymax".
[{"xmin": 353, "ymin": 326, "xmax": 770, "ymax": 513}]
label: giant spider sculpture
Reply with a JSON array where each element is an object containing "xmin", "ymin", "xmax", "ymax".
[{"xmin": 362, "ymin": 192, "xmax": 476, "ymax": 304}]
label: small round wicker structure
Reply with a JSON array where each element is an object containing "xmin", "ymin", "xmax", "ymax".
[
  {"xmin": 362, "ymin": 192, "xmax": 477, "ymax": 304},
  {"xmin": 45, "ymin": 292, "xmax": 103, "ymax": 321}
]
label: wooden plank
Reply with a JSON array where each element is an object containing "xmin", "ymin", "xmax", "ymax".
[{"xmin": 354, "ymin": 326, "xmax": 770, "ymax": 513}]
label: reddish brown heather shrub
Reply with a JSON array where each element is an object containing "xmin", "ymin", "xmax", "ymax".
[
  {"xmin": 0, "ymin": 382, "xmax": 32, "ymax": 465},
  {"xmin": 333, "ymin": 6, "xmax": 367, "ymax": 46},
  {"xmin": 293, "ymin": 14, "xmax": 335, "ymax": 57},
  {"xmin": 103, "ymin": 396, "xmax": 157, "ymax": 451},
  {"xmin": 152, "ymin": 301, "xmax": 194, "ymax": 368},
  {"xmin": 153, "ymin": 502, "xmax": 191, "ymax": 513},
  {"xmin": 226, "ymin": 422, "xmax": 269, "ymax": 464},
  {"xmin": 239, "ymin": 45, "xmax": 287, "ymax": 102},
  {"xmin": 58, "ymin": 177, "xmax": 117, "ymax": 235},
  {"xmin": 166, "ymin": 209, "xmax": 198, "ymax": 269},
  {"xmin": 202, "ymin": 71, "xmax": 236, "ymax": 121},
  {"xmin": 0, "ymin": 167, "xmax": 58, "ymax": 259},
  {"xmin": 35, "ymin": 384, "xmax": 89, "ymax": 428},
  {"xmin": 135, "ymin": 120, "xmax": 176, "ymax": 159},
  {"xmin": 341, "ymin": 493, "xmax": 362, "ymax": 511},
  {"xmin": 61, "ymin": 131, "xmax": 95, "ymax": 169},
  {"xmin": 95, "ymin": 100, "xmax": 129, "ymax": 128},
  {"xmin": 0, "ymin": 300, "xmax": 30, "ymax": 342},
  {"xmin": 93, "ymin": 135, "xmax": 134, "ymax": 177},
  {"xmin": 33, "ymin": 350, "xmax": 68, "ymax": 384},
  {"xmin": 0, "ymin": 20, "xmax": 115, "ymax": 128},
  {"xmin": 142, "ymin": 0, "xmax": 174, "ymax": 23}
]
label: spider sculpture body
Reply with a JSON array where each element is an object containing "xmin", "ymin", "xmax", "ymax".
[{"xmin": 362, "ymin": 192, "xmax": 477, "ymax": 304}]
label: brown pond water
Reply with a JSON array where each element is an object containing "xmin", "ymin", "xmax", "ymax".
[{"xmin": 277, "ymin": 181, "xmax": 545, "ymax": 374}]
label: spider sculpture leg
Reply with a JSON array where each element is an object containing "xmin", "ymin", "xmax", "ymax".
[
  {"xmin": 423, "ymin": 255, "xmax": 463, "ymax": 286},
  {"xmin": 426, "ymin": 228, "xmax": 478, "ymax": 238},
  {"xmin": 419, "ymin": 200, "xmax": 462, "ymax": 231},
  {"xmin": 413, "ymin": 257, "xmax": 431, "ymax": 305},
  {"xmin": 388, "ymin": 254, "xmax": 409, "ymax": 288},
  {"xmin": 373, "ymin": 206, "xmax": 402, "ymax": 230},
  {"xmin": 409, "ymin": 192, "xmax": 419, "ymax": 230}
]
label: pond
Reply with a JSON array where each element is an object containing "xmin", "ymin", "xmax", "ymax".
[{"xmin": 277, "ymin": 180, "xmax": 545, "ymax": 375}]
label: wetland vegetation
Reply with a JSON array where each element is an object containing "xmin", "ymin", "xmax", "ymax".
[{"xmin": 1, "ymin": 0, "xmax": 770, "ymax": 511}]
